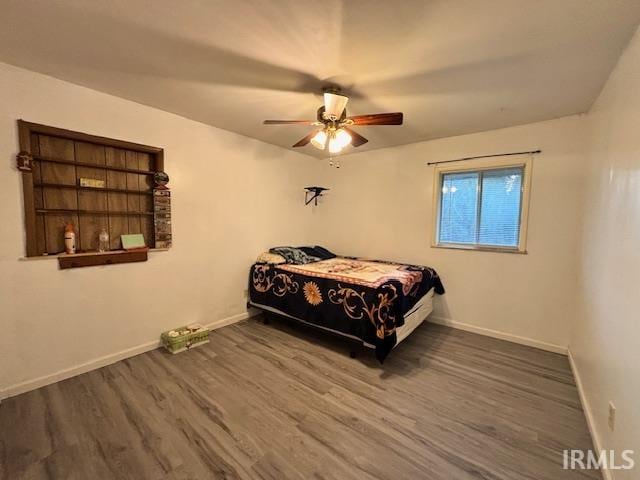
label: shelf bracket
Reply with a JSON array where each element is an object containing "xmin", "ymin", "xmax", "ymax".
[{"xmin": 304, "ymin": 186, "xmax": 329, "ymax": 206}]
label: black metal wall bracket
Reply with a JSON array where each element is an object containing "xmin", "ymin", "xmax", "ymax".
[{"xmin": 305, "ymin": 186, "xmax": 329, "ymax": 206}]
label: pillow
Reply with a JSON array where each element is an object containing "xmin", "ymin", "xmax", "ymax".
[
  {"xmin": 256, "ymin": 252, "xmax": 287, "ymax": 264},
  {"xmin": 298, "ymin": 246, "xmax": 336, "ymax": 260},
  {"xmin": 269, "ymin": 246, "xmax": 320, "ymax": 265},
  {"xmin": 313, "ymin": 246, "xmax": 337, "ymax": 259}
]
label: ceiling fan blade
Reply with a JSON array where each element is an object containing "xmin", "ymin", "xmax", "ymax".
[
  {"xmin": 263, "ymin": 120, "xmax": 316, "ymax": 125},
  {"xmin": 292, "ymin": 131, "xmax": 317, "ymax": 148},
  {"xmin": 344, "ymin": 128, "xmax": 368, "ymax": 147},
  {"xmin": 347, "ymin": 112, "xmax": 403, "ymax": 126},
  {"xmin": 323, "ymin": 92, "xmax": 349, "ymax": 118}
]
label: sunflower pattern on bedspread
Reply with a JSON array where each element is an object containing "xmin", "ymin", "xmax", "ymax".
[{"xmin": 248, "ymin": 258, "xmax": 445, "ymax": 362}]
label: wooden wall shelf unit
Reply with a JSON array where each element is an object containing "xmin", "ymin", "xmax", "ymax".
[
  {"xmin": 34, "ymin": 183, "xmax": 155, "ymax": 196},
  {"xmin": 16, "ymin": 120, "xmax": 170, "ymax": 260},
  {"xmin": 36, "ymin": 209, "xmax": 155, "ymax": 216},
  {"xmin": 57, "ymin": 250, "xmax": 148, "ymax": 270},
  {"xmin": 32, "ymin": 153, "xmax": 157, "ymax": 175}
]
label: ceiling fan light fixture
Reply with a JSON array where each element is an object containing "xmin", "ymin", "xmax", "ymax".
[
  {"xmin": 328, "ymin": 139, "xmax": 341, "ymax": 154},
  {"xmin": 335, "ymin": 128, "xmax": 352, "ymax": 148},
  {"xmin": 310, "ymin": 130, "xmax": 327, "ymax": 150},
  {"xmin": 328, "ymin": 129, "xmax": 351, "ymax": 154},
  {"xmin": 323, "ymin": 92, "xmax": 349, "ymax": 119}
]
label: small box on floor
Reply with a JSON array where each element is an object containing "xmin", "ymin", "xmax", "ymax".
[{"xmin": 161, "ymin": 324, "xmax": 210, "ymax": 354}]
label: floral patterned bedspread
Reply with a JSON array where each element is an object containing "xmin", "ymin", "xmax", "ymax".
[{"xmin": 248, "ymin": 257, "xmax": 444, "ymax": 362}]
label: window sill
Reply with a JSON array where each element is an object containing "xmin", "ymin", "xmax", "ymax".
[{"xmin": 431, "ymin": 243, "xmax": 527, "ymax": 254}]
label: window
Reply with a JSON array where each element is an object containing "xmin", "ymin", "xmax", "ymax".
[{"xmin": 433, "ymin": 157, "xmax": 531, "ymax": 253}]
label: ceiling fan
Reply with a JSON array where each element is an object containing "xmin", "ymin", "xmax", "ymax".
[{"xmin": 263, "ymin": 87, "xmax": 403, "ymax": 154}]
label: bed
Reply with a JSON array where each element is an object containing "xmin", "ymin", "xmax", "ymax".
[{"xmin": 248, "ymin": 255, "xmax": 445, "ymax": 362}]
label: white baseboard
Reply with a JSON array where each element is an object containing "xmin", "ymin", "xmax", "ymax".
[
  {"xmin": 429, "ymin": 316, "xmax": 568, "ymax": 355},
  {"xmin": 0, "ymin": 310, "xmax": 258, "ymax": 401},
  {"xmin": 568, "ymin": 348, "xmax": 612, "ymax": 480},
  {"xmin": 205, "ymin": 310, "xmax": 258, "ymax": 331}
]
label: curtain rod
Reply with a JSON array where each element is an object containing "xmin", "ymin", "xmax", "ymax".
[{"xmin": 427, "ymin": 149, "xmax": 541, "ymax": 166}]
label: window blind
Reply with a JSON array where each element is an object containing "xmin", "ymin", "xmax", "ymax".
[
  {"xmin": 439, "ymin": 172, "xmax": 479, "ymax": 244},
  {"xmin": 478, "ymin": 168, "xmax": 522, "ymax": 246},
  {"xmin": 438, "ymin": 167, "xmax": 523, "ymax": 248}
]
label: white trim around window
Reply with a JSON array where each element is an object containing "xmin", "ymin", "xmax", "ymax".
[{"xmin": 431, "ymin": 154, "xmax": 533, "ymax": 254}]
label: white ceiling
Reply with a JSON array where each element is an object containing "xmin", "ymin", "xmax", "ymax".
[{"xmin": 1, "ymin": 0, "xmax": 639, "ymax": 158}]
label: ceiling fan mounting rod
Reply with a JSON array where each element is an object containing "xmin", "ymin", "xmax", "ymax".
[{"xmin": 322, "ymin": 85, "xmax": 342, "ymax": 95}]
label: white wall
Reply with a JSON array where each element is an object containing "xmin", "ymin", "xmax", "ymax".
[
  {"xmin": 0, "ymin": 62, "xmax": 315, "ymax": 396},
  {"xmin": 572, "ymin": 27, "xmax": 640, "ymax": 478},
  {"xmin": 309, "ymin": 115, "xmax": 587, "ymax": 352}
]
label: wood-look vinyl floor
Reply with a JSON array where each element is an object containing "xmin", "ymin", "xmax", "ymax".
[{"xmin": 0, "ymin": 316, "xmax": 600, "ymax": 480}]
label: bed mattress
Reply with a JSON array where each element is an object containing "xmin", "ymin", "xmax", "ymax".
[
  {"xmin": 252, "ymin": 287, "xmax": 435, "ymax": 349},
  {"xmin": 248, "ymin": 257, "xmax": 444, "ymax": 362}
]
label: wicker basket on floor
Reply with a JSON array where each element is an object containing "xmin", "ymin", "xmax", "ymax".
[{"xmin": 161, "ymin": 325, "xmax": 210, "ymax": 354}]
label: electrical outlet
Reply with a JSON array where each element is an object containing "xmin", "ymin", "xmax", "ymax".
[
  {"xmin": 243, "ymin": 289, "xmax": 249, "ymax": 299},
  {"xmin": 608, "ymin": 402, "xmax": 616, "ymax": 431}
]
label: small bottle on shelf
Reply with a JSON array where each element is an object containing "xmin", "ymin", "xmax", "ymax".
[
  {"xmin": 98, "ymin": 228, "xmax": 110, "ymax": 253},
  {"xmin": 64, "ymin": 224, "xmax": 76, "ymax": 254}
]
